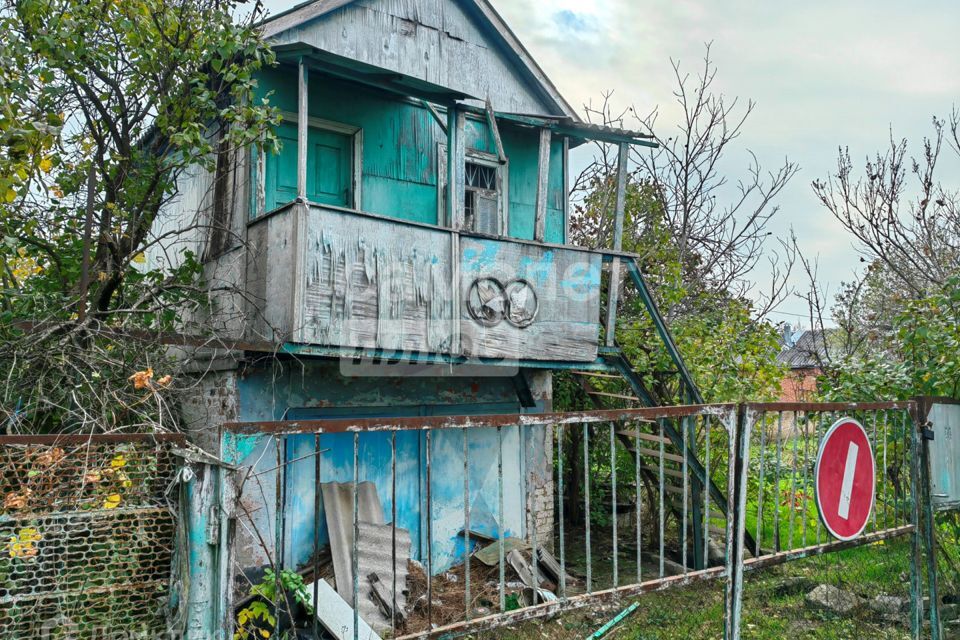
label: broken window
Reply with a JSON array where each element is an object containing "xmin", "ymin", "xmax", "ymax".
[
  {"xmin": 439, "ymin": 148, "xmax": 506, "ymax": 234},
  {"xmin": 464, "ymin": 162, "xmax": 499, "ymax": 235}
]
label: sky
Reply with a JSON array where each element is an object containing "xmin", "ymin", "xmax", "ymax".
[{"xmin": 260, "ymin": 0, "xmax": 960, "ymax": 324}]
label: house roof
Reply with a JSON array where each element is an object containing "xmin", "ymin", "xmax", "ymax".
[
  {"xmin": 777, "ymin": 329, "xmax": 829, "ymax": 369},
  {"xmin": 258, "ymin": 0, "xmax": 580, "ymax": 120}
]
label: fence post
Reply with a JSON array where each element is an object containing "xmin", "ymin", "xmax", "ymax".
[
  {"xmin": 909, "ymin": 406, "xmax": 925, "ymax": 640},
  {"xmin": 724, "ymin": 404, "xmax": 751, "ymax": 640},
  {"xmin": 915, "ymin": 401, "xmax": 943, "ymax": 639}
]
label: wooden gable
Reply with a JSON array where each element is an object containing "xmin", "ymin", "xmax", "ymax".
[{"xmin": 262, "ymin": 0, "xmax": 576, "ymax": 117}]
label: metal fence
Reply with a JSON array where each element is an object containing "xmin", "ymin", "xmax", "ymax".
[
  {"xmin": 221, "ymin": 402, "xmax": 935, "ymax": 639},
  {"xmin": 0, "ymin": 434, "xmax": 183, "ymax": 639},
  {"xmin": 733, "ymin": 402, "xmax": 924, "ymax": 639}
]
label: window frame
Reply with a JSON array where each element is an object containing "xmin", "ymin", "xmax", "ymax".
[{"xmin": 437, "ymin": 144, "xmax": 509, "ymax": 235}]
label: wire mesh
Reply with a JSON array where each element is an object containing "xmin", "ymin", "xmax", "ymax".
[{"xmin": 0, "ymin": 436, "xmax": 181, "ymax": 639}]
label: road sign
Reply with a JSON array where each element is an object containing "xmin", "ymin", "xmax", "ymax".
[{"xmin": 815, "ymin": 417, "xmax": 876, "ymax": 541}]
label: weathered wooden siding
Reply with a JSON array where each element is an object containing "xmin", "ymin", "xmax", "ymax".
[
  {"xmin": 255, "ymin": 69, "xmax": 561, "ymax": 242},
  {"xmin": 459, "ymin": 237, "xmax": 601, "ymax": 361},
  {"xmin": 264, "ymin": 0, "xmax": 557, "ymax": 115},
  {"xmin": 244, "ymin": 206, "xmax": 298, "ymax": 342},
  {"xmin": 246, "ymin": 205, "xmax": 598, "ymax": 360},
  {"xmin": 297, "ymin": 205, "xmax": 455, "ymax": 351}
]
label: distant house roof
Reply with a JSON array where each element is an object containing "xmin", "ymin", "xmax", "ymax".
[{"xmin": 777, "ymin": 329, "xmax": 829, "ymax": 369}]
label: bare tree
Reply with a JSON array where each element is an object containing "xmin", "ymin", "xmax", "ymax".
[
  {"xmin": 813, "ymin": 113, "xmax": 960, "ymax": 299},
  {"xmin": 572, "ymin": 44, "xmax": 798, "ymax": 319}
]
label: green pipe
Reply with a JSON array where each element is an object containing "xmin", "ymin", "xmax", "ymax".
[{"xmin": 587, "ymin": 601, "xmax": 640, "ymax": 639}]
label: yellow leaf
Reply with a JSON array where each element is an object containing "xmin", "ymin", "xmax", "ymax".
[
  {"xmin": 103, "ymin": 494, "xmax": 121, "ymax": 510},
  {"xmin": 111, "ymin": 454, "xmax": 127, "ymax": 469},
  {"xmin": 39, "ymin": 157, "xmax": 52, "ymax": 173},
  {"xmin": 260, "ymin": 631, "xmax": 270, "ymax": 639},
  {"xmin": 132, "ymin": 252, "xmax": 146, "ymax": 264},
  {"xmin": 4, "ymin": 188, "xmax": 16, "ymax": 203}
]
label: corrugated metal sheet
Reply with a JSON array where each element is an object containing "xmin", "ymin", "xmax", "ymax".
[
  {"xmin": 320, "ymin": 482, "xmax": 411, "ymax": 632},
  {"xmin": 356, "ymin": 522, "xmax": 412, "ymax": 631}
]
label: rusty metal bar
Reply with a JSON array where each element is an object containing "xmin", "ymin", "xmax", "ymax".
[
  {"xmin": 610, "ymin": 422, "xmax": 618, "ymax": 588},
  {"xmin": 528, "ymin": 424, "xmax": 539, "ymax": 605},
  {"xmin": 392, "ymin": 430, "xmax": 398, "ymax": 638},
  {"xmin": 497, "ymin": 425, "xmax": 505, "ymax": 611},
  {"xmin": 773, "ymin": 411, "xmax": 784, "ymax": 553},
  {"xmin": 682, "ymin": 415, "xmax": 689, "ymax": 573},
  {"xmin": 743, "ymin": 524, "xmax": 914, "ymax": 572},
  {"xmin": 743, "ymin": 401, "xmax": 915, "ymax": 412},
  {"xmin": 313, "ymin": 433, "xmax": 321, "ymax": 639},
  {"xmin": 801, "ymin": 411, "xmax": 809, "ymax": 547},
  {"xmin": 223, "ymin": 404, "xmax": 734, "ymax": 435},
  {"xmin": 274, "ymin": 438, "xmax": 283, "ymax": 640},
  {"xmin": 658, "ymin": 420, "xmax": 665, "ymax": 579},
  {"xmin": 463, "ymin": 427, "xmax": 471, "ymax": 620},
  {"xmin": 789, "ymin": 411, "xmax": 799, "ymax": 551},
  {"xmin": 426, "ymin": 428, "xmax": 434, "ymax": 628},
  {"xmin": 755, "ymin": 411, "xmax": 767, "ymax": 558},
  {"xmin": 703, "ymin": 415, "xmax": 711, "ymax": 566},
  {"xmin": 0, "ymin": 433, "xmax": 186, "ymax": 445},
  {"xmin": 353, "ymin": 432, "xmax": 360, "ymax": 640},
  {"xmin": 557, "ymin": 423, "xmax": 567, "ymax": 599},
  {"xmin": 635, "ymin": 422, "xmax": 642, "ymax": 584},
  {"xmin": 871, "ymin": 411, "xmax": 878, "ymax": 532},
  {"xmin": 584, "ymin": 422, "xmax": 592, "ymax": 593}
]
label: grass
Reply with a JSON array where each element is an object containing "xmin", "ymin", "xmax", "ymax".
[{"xmin": 469, "ymin": 539, "xmax": 913, "ymax": 640}]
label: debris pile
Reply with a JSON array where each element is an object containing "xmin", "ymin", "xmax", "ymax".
[{"xmin": 246, "ymin": 482, "xmax": 575, "ymax": 638}]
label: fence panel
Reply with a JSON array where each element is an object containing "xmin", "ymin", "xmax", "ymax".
[
  {"xmin": 222, "ymin": 406, "xmax": 742, "ymax": 639},
  {"xmin": 0, "ymin": 434, "xmax": 183, "ymax": 639},
  {"xmin": 733, "ymin": 403, "xmax": 921, "ymax": 639}
]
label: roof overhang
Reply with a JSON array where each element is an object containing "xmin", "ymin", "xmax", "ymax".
[{"xmin": 274, "ymin": 44, "xmax": 473, "ymax": 104}]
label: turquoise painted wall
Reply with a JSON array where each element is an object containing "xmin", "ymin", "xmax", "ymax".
[
  {"xmin": 226, "ymin": 359, "xmax": 538, "ymax": 574},
  {"xmin": 255, "ymin": 66, "xmax": 566, "ymax": 242}
]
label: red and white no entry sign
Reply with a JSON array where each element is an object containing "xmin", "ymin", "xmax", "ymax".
[{"xmin": 815, "ymin": 417, "xmax": 876, "ymax": 541}]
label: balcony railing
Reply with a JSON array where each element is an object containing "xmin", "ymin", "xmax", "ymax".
[{"xmin": 245, "ymin": 201, "xmax": 606, "ymax": 363}]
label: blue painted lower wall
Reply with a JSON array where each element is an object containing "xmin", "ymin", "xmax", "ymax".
[{"xmin": 224, "ymin": 359, "xmax": 547, "ymax": 576}]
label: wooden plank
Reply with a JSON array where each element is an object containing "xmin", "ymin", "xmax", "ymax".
[
  {"xmin": 617, "ymin": 430, "xmax": 672, "ymax": 446},
  {"xmin": 296, "ymin": 205, "xmax": 454, "ymax": 352},
  {"xmin": 485, "ymin": 99, "xmax": 507, "ymax": 163},
  {"xmin": 297, "ymin": 58, "xmax": 308, "ymax": 200},
  {"xmin": 632, "ymin": 447, "xmax": 684, "ymax": 464},
  {"xmin": 642, "ymin": 465, "xmax": 684, "ymax": 480},
  {"xmin": 534, "ymin": 128, "xmax": 551, "ymax": 241},
  {"xmin": 587, "ymin": 391, "xmax": 639, "ymax": 401},
  {"xmin": 306, "ymin": 578, "xmax": 383, "ymax": 640},
  {"xmin": 447, "ymin": 106, "xmax": 465, "ymax": 229},
  {"xmin": 458, "ymin": 236, "xmax": 601, "ymax": 362}
]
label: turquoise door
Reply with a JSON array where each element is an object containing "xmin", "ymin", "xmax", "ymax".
[{"xmin": 265, "ymin": 122, "xmax": 354, "ymax": 211}]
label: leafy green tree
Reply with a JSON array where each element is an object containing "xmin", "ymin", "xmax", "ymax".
[{"xmin": 0, "ymin": 0, "xmax": 278, "ymax": 432}]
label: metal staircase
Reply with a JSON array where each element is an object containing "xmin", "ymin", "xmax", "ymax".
[{"xmin": 574, "ymin": 255, "xmax": 757, "ymax": 569}]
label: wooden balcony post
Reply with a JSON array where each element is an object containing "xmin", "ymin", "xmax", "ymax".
[
  {"xmin": 297, "ymin": 58, "xmax": 308, "ymax": 201},
  {"xmin": 604, "ymin": 142, "xmax": 630, "ymax": 347},
  {"xmin": 446, "ymin": 104, "xmax": 465, "ymax": 229},
  {"xmin": 534, "ymin": 128, "xmax": 552, "ymax": 241}
]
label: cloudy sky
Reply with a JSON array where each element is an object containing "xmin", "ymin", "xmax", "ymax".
[{"xmin": 261, "ymin": 0, "xmax": 959, "ymax": 323}]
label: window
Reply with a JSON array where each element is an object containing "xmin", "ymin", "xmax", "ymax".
[
  {"xmin": 464, "ymin": 162, "xmax": 499, "ymax": 235},
  {"xmin": 438, "ymin": 147, "xmax": 507, "ymax": 234}
]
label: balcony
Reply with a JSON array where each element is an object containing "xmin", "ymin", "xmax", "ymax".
[{"xmin": 245, "ymin": 201, "xmax": 605, "ymax": 364}]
